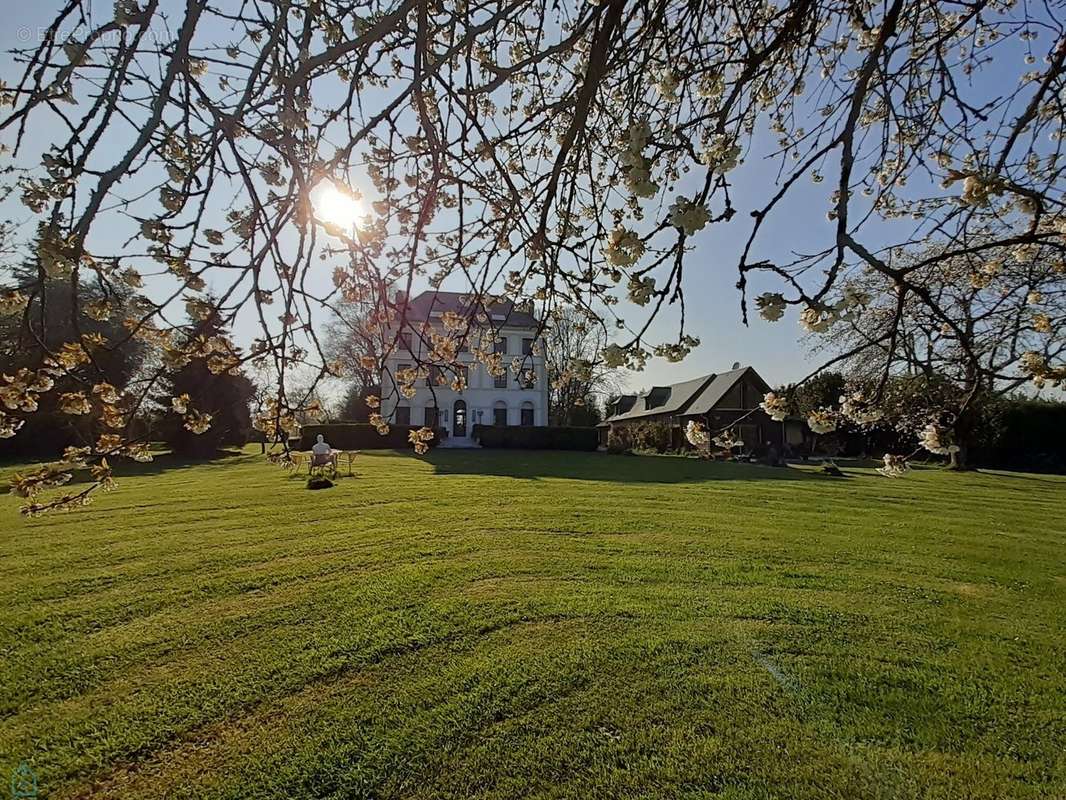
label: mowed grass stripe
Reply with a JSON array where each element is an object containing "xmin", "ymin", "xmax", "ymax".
[{"xmin": 0, "ymin": 448, "xmax": 1063, "ymax": 798}]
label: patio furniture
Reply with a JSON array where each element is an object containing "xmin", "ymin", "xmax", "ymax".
[
  {"xmin": 338, "ymin": 450, "xmax": 360, "ymax": 476},
  {"xmin": 308, "ymin": 450, "xmax": 338, "ymax": 477}
]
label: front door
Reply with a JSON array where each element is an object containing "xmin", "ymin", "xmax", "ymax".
[{"xmin": 453, "ymin": 399, "xmax": 467, "ymax": 437}]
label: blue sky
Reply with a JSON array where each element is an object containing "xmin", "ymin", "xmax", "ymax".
[{"xmin": 0, "ymin": 3, "xmax": 1047, "ymax": 395}]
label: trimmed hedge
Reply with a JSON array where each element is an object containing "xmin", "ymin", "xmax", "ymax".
[
  {"xmin": 298, "ymin": 423, "xmax": 441, "ymax": 451},
  {"xmin": 975, "ymin": 399, "xmax": 1066, "ymax": 473},
  {"xmin": 473, "ymin": 424, "xmax": 598, "ymax": 451}
]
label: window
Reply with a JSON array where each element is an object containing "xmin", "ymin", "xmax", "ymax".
[
  {"xmin": 494, "ymin": 337, "xmax": 508, "ymax": 355},
  {"xmin": 493, "ymin": 404, "xmax": 508, "ymax": 426},
  {"xmin": 398, "ymin": 331, "xmax": 412, "ymax": 350},
  {"xmin": 395, "ymin": 406, "xmax": 410, "ymax": 426},
  {"xmin": 522, "ymin": 337, "xmax": 535, "ymax": 356},
  {"xmin": 455, "ymin": 364, "xmax": 469, "ymax": 390},
  {"xmin": 424, "ymin": 406, "xmax": 439, "ymax": 429},
  {"xmin": 494, "ymin": 371, "xmax": 508, "ymax": 389},
  {"xmin": 426, "ymin": 365, "xmax": 443, "ymax": 387},
  {"xmin": 520, "ymin": 403, "xmax": 534, "ymax": 426}
]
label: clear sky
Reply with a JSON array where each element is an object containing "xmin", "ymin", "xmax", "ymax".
[{"xmin": 0, "ymin": 3, "xmax": 1047, "ymax": 396}]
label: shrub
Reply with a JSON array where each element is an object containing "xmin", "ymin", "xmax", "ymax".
[
  {"xmin": 472, "ymin": 425, "xmax": 598, "ymax": 451},
  {"xmin": 608, "ymin": 421, "xmax": 676, "ymax": 454},
  {"xmin": 974, "ymin": 399, "xmax": 1066, "ymax": 473},
  {"xmin": 606, "ymin": 425, "xmax": 635, "ymax": 454},
  {"xmin": 633, "ymin": 421, "xmax": 675, "ymax": 453},
  {"xmin": 298, "ymin": 424, "xmax": 441, "ymax": 451}
]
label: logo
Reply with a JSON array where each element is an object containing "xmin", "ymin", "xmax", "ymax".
[{"xmin": 9, "ymin": 762, "xmax": 36, "ymax": 799}]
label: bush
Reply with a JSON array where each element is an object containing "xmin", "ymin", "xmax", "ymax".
[
  {"xmin": 606, "ymin": 425, "xmax": 635, "ymax": 454},
  {"xmin": 974, "ymin": 399, "xmax": 1066, "ymax": 473},
  {"xmin": 472, "ymin": 425, "xmax": 598, "ymax": 451},
  {"xmin": 607, "ymin": 421, "xmax": 676, "ymax": 454},
  {"xmin": 298, "ymin": 424, "xmax": 441, "ymax": 451}
]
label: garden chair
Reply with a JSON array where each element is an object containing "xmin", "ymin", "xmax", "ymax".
[
  {"xmin": 308, "ymin": 450, "xmax": 338, "ymax": 477},
  {"xmin": 288, "ymin": 452, "xmax": 307, "ymax": 473},
  {"xmin": 338, "ymin": 450, "xmax": 360, "ymax": 476}
]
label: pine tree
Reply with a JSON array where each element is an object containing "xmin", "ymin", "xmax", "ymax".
[{"xmin": 156, "ymin": 311, "xmax": 255, "ymax": 458}]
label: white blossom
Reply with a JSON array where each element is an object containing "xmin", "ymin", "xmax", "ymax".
[
  {"xmin": 807, "ymin": 408, "xmax": 838, "ymax": 434},
  {"xmin": 919, "ymin": 422, "xmax": 960, "ymax": 455},
  {"xmin": 700, "ymin": 134, "xmax": 741, "ymax": 173},
  {"xmin": 627, "ymin": 276, "xmax": 656, "ymax": 306},
  {"xmin": 839, "ymin": 392, "xmax": 883, "ymax": 426},
  {"xmin": 712, "ymin": 427, "xmax": 743, "ymax": 450},
  {"xmin": 685, "ymin": 420, "xmax": 710, "ymax": 447},
  {"xmin": 760, "ymin": 391, "xmax": 789, "ymax": 422},
  {"xmin": 603, "ymin": 227, "xmax": 645, "ymax": 266},
  {"xmin": 668, "ymin": 198, "xmax": 710, "ymax": 236},
  {"xmin": 877, "ymin": 453, "xmax": 909, "ymax": 478},
  {"xmin": 653, "ymin": 69, "xmax": 680, "ymax": 102},
  {"xmin": 755, "ymin": 293, "xmax": 786, "ymax": 322}
]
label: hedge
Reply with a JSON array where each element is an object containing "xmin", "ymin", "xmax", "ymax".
[
  {"xmin": 298, "ymin": 424, "xmax": 441, "ymax": 451},
  {"xmin": 472, "ymin": 424, "xmax": 598, "ymax": 451},
  {"xmin": 974, "ymin": 399, "xmax": 1066, "ymax": 473}
]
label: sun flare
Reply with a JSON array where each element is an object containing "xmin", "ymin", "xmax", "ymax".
[{"xmin": 311, "ymin": 181, "xmax": 366, "ymax": 231}]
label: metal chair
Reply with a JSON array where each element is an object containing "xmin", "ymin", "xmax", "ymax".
[
  {"xmin": 309, "ymin": 451, "xmax": 338, "ymax": 477},
  {"xmin": 338, "ymin": 450, "xmax": 359, "ymax": 476}
]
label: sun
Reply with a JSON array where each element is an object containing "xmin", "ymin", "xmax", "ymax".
[{"xmin": 311, "ymin": 180, "xmax": 366, "ymax": 231}]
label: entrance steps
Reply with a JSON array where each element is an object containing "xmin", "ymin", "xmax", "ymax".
[{"xmin": 438, "ymin": 435, "xmax": 480, "ymax": 449}]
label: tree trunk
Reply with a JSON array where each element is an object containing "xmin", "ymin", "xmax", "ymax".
[
  {"xmin": 948, "ymin": 410, "xmax": 976, "ymax": 470},
  {"xmin": 948, "ymin": 446, "xmax": 966, "ymax": 470}
]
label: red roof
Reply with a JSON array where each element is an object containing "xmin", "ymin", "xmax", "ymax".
[{"xmin": 399, "ymin": 290, "xmax": 539, "ymax": 328}]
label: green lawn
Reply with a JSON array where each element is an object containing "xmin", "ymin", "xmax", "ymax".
[{"xmin": 1, "ymin": 449, "xmax": 1064, "ymax": 799}]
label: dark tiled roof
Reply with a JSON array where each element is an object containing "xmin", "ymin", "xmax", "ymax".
[
  {"xmin": 684, "ymin": 366, "xmax": 770, "ymax": 414},
  {"xmin": 609, "ymin": 394, "xmax": 638, "ymax": 415},
  {"xmin": 605, "ymin": 366, "xmax": 768, "ymax": 422},
  {"xmin": 401, "ymin": 290, "xmax": 539, "ymax": 328},
  {"xmin": 605, "ymin": 374, "xmax": 715, "ymax": 422}
]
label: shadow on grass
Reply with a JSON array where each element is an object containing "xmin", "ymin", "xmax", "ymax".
[
  {"xmin": 422, "ymin": 448, "xmax": 821, "ymax": 484},
  {"xmin": 973, "ymin": 469, "xmax": 1066, "ymax": 485},
  {"xmin": 0, "ymin": 449, "xmax": 250, "ymax": 489}
]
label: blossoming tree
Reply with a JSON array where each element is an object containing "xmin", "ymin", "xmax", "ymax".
[
  {"xmin": 0, "ymin": 0, "xmax": 1063, "ymax": 511},
  {"xmin": 803, "ymin": 236, "xmax": 1065, "ymax": 467}
]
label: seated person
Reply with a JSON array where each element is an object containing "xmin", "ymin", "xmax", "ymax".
[
  {"xmin": 310, "ymin": 434, "xmax": 337, "ymax": 471},
  {"xmin": 312, "ymin": 434, "xmax": 332, "ymax": 457}
]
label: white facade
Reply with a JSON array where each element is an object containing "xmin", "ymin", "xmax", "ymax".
[{"xmin": 379, "ymin": 318, "xmax": 549, "ymax": 445}]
